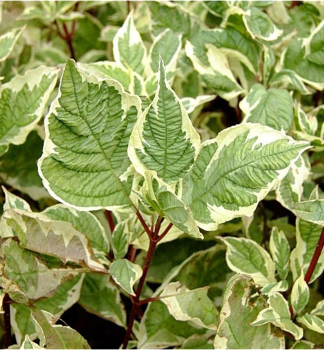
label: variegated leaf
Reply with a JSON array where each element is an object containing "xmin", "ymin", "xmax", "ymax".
[
  {"xmin": 251, "ymin": 293, "xmax": 303, "ymax": 340},
  {"xmin": 261, "ymin": 280, "xmax": 289, "ymax": 296},
  {"xmin": 181, "ymin": 95, "xmax": 216, "ymax": 114},
  {"xmin": 276, "ymin": 154, "xmax": 311, "ymax": 211},
  {"xmin": 109, "ymin": 259, "xmax": 142, "ymax": 296},
  {"xmin": 113, "ymin": 11, "xmax": 147, "ymax": 75},
  {"xmin": 186, "ymin": 41, "xmax": 244, "ymax": 101},
  {"xmin": 182, "ymin": 123, "xmax": 310, "ymax": 230},
  {"xmin": 293, "ymin": 200, "xmax": 324, "ymax": 226},
  {"xmin": 112, "ymin": 221, "xmax": 129, "ymax": 259},
  {"xmin": 219, "ymin": 236, "xmax": 275, "ymax": 286},
  {"xmin": 160, "ymin": 282, "xmax": 218, "ymax": 330},
  {"xmin": 215, "ymin": 275, "xmax": 284, "ymax": 349},
  {"xmin": 269, "ymin": 227, "xmax": 290, "ymax": 280},
  {"xmin": 0, "ymin": 66, "xmax": 58, "ymax": 156},
  {"xmin": 0, "ymin": 26, "xmax": 24, "ymax": 62},
  {"xmin": 38, "ymin": 60, "xmax": 141, "ymax": 210},
  {"xmin": 129, "ymin": 58, "xmax": 200, "ymax": 184},
  {"xmin": 240, "ymin": 84, "xmax": 293, "ymax": 132},
  {"xmin": 2, "ymin": 208, "xmax": 107, "ymax": 272},
  {"xmin": 141, "ymin": 172, "xmax": 202, "ymax": 239},
  {"xmin": 290, "ymin": 218, "xmax": 324, "ymax": 283},
  {"xmin": 291, "ymin": 272, "xmax": 309, "ymax": 314},
  {"xmin": 31, "ymin": 309, "xmax": 90, "ymax": 349},
  {"xmin": 311, "ymin": 299, "xmax": 324, "ymax": 317},
  {"xmin": 297, "ymin": 313, "xmax": 324, "ymax": 334},
  {"xmin": 79, "ymin": 273, "xmax": 126, "ymax": 328},
  {"xmin": 20, "ymin": 335, "xmax": 44, "ymax": 349}
]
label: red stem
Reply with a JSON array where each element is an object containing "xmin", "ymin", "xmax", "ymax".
[
  {"xmin": 136, "ymin": 210, "xmax": 151, "ymax": 238},
  {"xmin": 122, "ymin": 217, "xmax": 163, "ymax": 348},
  {"xmin": 105, "ymin": 210, "xmax": 115, "ymax": 234},
  {"xmin": 3, "ymin": 293, "xmax": 12, "ymax": 348},
  {"xmin": 157, "ymin": 222, "xmax": 173, "ymax": 243},
  {"xmin": 304, "ymin": 227, "xmax": 324, "ymax": 284}
]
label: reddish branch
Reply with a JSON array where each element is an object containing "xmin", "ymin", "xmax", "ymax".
[
  {"xmin": 304, "ymin": 227, "xmax": 324, "ymax": 284},
  {"xmin": 105, "ymin": 210, "xmax": 115, "ymax": 234},
  {"xmin": 3, "ymin": 293, "xmax": 12, "ymax": 348}
]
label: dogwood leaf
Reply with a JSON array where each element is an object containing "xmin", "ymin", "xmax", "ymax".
[
  {"xmin": 0, "ymin": 66, "xmax": 58, "ymax": 156},
  {"xmin": 38, "ymin": 60, "xmax": 141, "ymax": 210},
  {"xmin": 269, "ymin": 227, "xmax": 290, "ymax": 280},
  {"xmin": 182, "ymin": 123, "xmax": 310, "ymax": 230},
  {"xmin": 129, "ymin": 58, "xmax": 200, "ymax": 184},
  {"xmin": 0, "ymin": 26, "xmax": 24, "ymax": 62}
]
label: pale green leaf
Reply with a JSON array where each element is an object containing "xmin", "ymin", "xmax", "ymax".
[
  {"xmin": 31, "ymin": 309, "xmax": 90, "ymax": 349},
  {"xmin": 311, "ymin": 299, "xmax": 324, "ymax": 317},
  {"xmin": 79, "ymin": 273, "xmax": 126, "ymax": 327},
  {"xmin": 147, "ymin": 29, "xmax": 182, "ymax": 74},
  {"xmin": 43, "ymin": 204, "xmax": 109, "ymax": 257},
  {"xmin": 182, "ymin": 123, "xmax": 310, "ymax": 230},
  {"xmin": 251, "ymin": 293, "xmax": 303, "ymax": 340},
  {"xmin": 284, "ymin": 21, "xmax": 324, "ymax": 90},
  {"xmin": 261, "ymin": 280, "xmax": 289, "ymax": 295},
  {"xmin": 77, "ymin": 61, "xmax": 131, "ymax": 91},
  {"xmin": 290, "ymin": 218, "xmax": 324, "ymax": 283},
  {"xmin": 240, "ymin": 84, "xmax": 293, "ymax": 132},
  {"xmin": 262, "ymin": 46, "xmax": 275, "ymax": 84},
  {"xmin": 2, "ymin": 209, "xmax": 107, "ymax": 272},
  {"xmin": 276, "ymin": 154, "xmax": 311, "ymax": 211},
  {"xmin": 113, "ymin": 11, "xmax": 147, "ymax": 75},
  {"xmin": 291, "ymin": 272, "xmax": 310, "ymax": 314},
  {"xmin": 296, "ymin": 106, "xmax": 317, "ymax": 136},
  {"xmin": 186, "ymin": 41, "xmax": 244, "ymax": 101},
  {"xmin": 181, "ymin": 95, "xmax": 216, "ymax": 114},
  {"xmin": 11, "ymin": 304, "xmax": 37, "ymax": 346},
  {"xmin": 219, "ymin": 236, "xmax": 275, "ymax": 286},
  {"xmin": 0, "ymin": 66, "xmax": 58, "ymax": 156},
  {"xmin": 138, "ymin": 300, "xmax": 207, "ymax": 349},
  {"xmin": 112, "ymin": 221, "xmax": 129, "ymax": 259},
  {"xmin": 38, "ymin": 60, "xmax": 141, "ymax": 210},
  {"xmin": 215, "ymin": 275, "xmax": 284, "ymax": 349},
  {"xmin": 0, "ymin": 26, "xmax": 24, "ymax": 62},
  {"xmin": 1, "ymin": 240, "xmax": 79, "ymax": 300},
  {"xmin": 269, "ymin": 69, "xmax": 312, "ymax": 95},
  {"xmin": 20, "ymin": 336, "xmax": 44, "ymax": 349},
  {"xmin": 269, "ymin": 227, "xmax": 290, "ymax": 280},
  {"xmin": 2, "ymin": 187, "xmax": 31, "ymax": 211},
  {"xmin": 297, "ymin": 313, "xmax": 324, "ymax": 334},
  {"xmin": 109, "ymin": 258, "xmax": 142, "ymax": 296},
  {"xmin": 160, "ymin": 282, "xmax": 218, "ymax": 330},
  {"xmin": 293, "ymin": 200, "xmax": 324, "ymax": 226},
  {"xmin": 141, "ymin": 172, "xmax": 202, "ymax": 239},
  {"xmin": 180, "ymin": 335, "xmax": 214, "ymax": 349},
  {"xmin": 0, "ymin": 131, "xmax": 49, "ymax": 200},
  {"xmin": 291, "ymin": 340, "xmax": 315, "ymax": 349},
  {"xmin": 129, "ymin": 58, "xmax": 200, "ymax": 184}
]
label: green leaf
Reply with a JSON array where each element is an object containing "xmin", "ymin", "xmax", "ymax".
[
  {"xmin": 182, "ymin": 123, "xmax": 310, "ymax": 230},
  {"xmin": 297, "ymin": 313, "xmax": 324, "ymax": 334},
  {"xmin": 129, "ymin": 58, "xmax": 200, "ymax": 184},
  {"xmin": 148, "ymin": 29, "xmax": 182, "ymax": 74},
  {"xmin": 11, "ymin": 304, "xmax": 37, "ymax": 346},
  {"xmin": 293, "ymin": 200, "xmax": 324, "ymax": 226},
  {"xmin": 138, "ymin": 300, "xmax": 207, "ymax": 349},
  {"xmin": 31, "ymin": 309, "xmax": 90, "ymax": 349},
  {"xmin": 148, "ymin": 1, "xmax": 191, "ymax": 37},
  {"xmin": 291, "ymin": 340, "xmax": 315, "ymax": 349},
  {"xmin": 269, "ymin": 227, "xmax": 290, "ymax": 280},
  {"xmin": 79, "ymin": 273, "xmax": 126, "ymax": 328},
  {"xmin": 215, "ymin": 275, "xmax": 284, "ymax": 349},
  {"xmin": 276, "ymin": 155, "xmax": 311, "ymax": 211},
  {"xmin": 240, "ymin": 84, "xmax": 293, "ymax": 132},
  {"xmin": 269, "ymin": 69, "xmax": 312, "ymax": 95},
  {"xmin": 78, "ymin": 61, "xmax": 131, "ymax": 91},
  {"xmin": 186, "ymin": 41, "xmax": 244, "ymax": 101},
  {"xmin": 0, "ymin": 131, "xmax": 49, "ymax": 201},
  {"xmin": 112, "ymin": 221, "xmax": 129, "ymax": 259},
  {"xmin": 109, "ymin": 258, "xmax": 142, "ymax": 296},
  {"xmin": 181, "ymin": 95, "xmax": 216, "ymax": 114},
  {"xmin": 0, "ymin": 66, "xmax": 58, "ymax": 156},
  {"xmin": 219, "ymin": 237, "xmax": 275, "ymax": 287},
  {"xmin": 284, "ymin": 21, "xmax": 324, "ymax": 90},
  {"xmin": 141, "ymin": 172, "xmax": 202, "ymax": 239},
  {"xmin": 0, "ymin": 26, "xmax": 24, "ymax": 62},
  {"xmin": 38, "ymin": 59, "xmax": 141, "ymax": 210},
  {"xmin": 2, "ymin": 209, "xmax": 107, "ymax": 272},
  {"xmin": 261, "ymin": 280, "xmax": 289, "ymax": 296},
  {"xmin": 160, "ymin": 282, "xmax": 218, "ymax": 330},
  {"xmin": 1, "ymin": 240, "xmax": 79, "ymax": 300},
  {"xmin": 291, "ymin": 272, "xmax": 310, "ymax": 314},
  {"xmin": 20, "ymin": 336, "xmax": 44, "ymax": 349},
  {"xmin": 43, "ymin": 204, "xmax": 109, "ymax": 257},
  {"xmin": 251, "ymin": 293, "xmax": 303, "ymax": 340},
  {"xmin": 2, "ymin": 187, "xmax": 31, "ymax": 211},
  {"xmin": 311, "ymin": 299, "xmax": 324, "ymax": 317},
  {"xmin": 290, "ymin": 218, "xmax": 324, "ymax": 284},
  {"xmin": 113, "ymin": 11, "xmax": 147, "ymax": 75}
]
